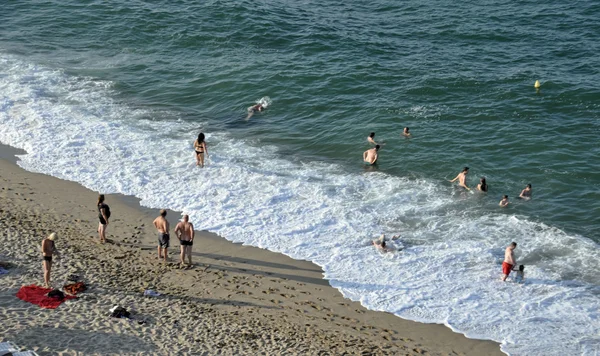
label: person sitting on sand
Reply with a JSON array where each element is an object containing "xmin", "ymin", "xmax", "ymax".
[
  {"xmin": 501, "ymin": 242, "xmax": 517, "ymax": 281},
  {"xmin": 97, "ymin": 194, "xmax": 110, "ymax": 243},
  {"xmin": 175, "ymin": 215, "xmax": 194, "ymax": 266},
  {"xmin": 477, "ymin": 177, "xmax": 488, "ymax": 192},
  {"xmin": 513, "ymin": 265, "xmax": 525, "ymax": 283},
  {"xmin": 402, "ymin": 127, "xmax": 411, "ymax": 137},
  {"xmin": 42, "ymin": 233, "xmax": 60, "ymax": 288},
  {"xmin": 367, "ymin": 132, "xmax": 378, "ymax": 145},
  {"xmin": 193, "ymin": 132, "xmax": 209, "ymax": 168},
  {"xmin": 153, "ymin": 209, "xmax": 170, "ymax": 262},
  {"xmin": 519, "ymin": 184, "xmax": 532, "ymax": 200},
  {"xmin": 363, "ymin": 145, "xmax": 380, "ymax": 165},
  {"xmin": 449, "ymin": 167, "xmax": 470, "ymax": 191},
  {"xmin": 499, "ymin": 195, "xmax": 509, "ymax": 207}
]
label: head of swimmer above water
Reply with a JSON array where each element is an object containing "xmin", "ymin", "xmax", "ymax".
[
  {"xmin": 375, "ymin": 145, "xmax": 380, "ymax": 151},
  {"xmin": 462, "ymin": 167, "xmax": 469, "ymax": 173},
  {"xmin": 369, "ymin": 132, "xmax": 375, "ymax": 138},
  {"xmin": 197, "ymin": 132, "xmax": 205, "ymax": 143}
]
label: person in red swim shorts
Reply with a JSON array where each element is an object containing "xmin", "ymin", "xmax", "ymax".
[{"xmin": 501, "ymin": 242, "xmax": 517, "ymax": 281}]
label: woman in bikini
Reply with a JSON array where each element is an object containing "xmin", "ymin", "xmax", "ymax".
[{"xmin": 193, "ymin": 132, "xmax": 209, "ymax": 167}]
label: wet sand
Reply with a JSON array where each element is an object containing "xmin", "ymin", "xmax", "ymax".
[{"xmin": 0, "ymin": 144, "xmax": 503, "ymax": 355}]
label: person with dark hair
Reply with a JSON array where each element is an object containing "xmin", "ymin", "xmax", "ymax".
[
  {"xmin": 97, "ymin": 194, "xmax": 110, "ymax": 243},
  {"xmin": 477, "ymin": 177, "xmax": 488, "ymax": 192},
  {"xmin": 193, "ymin": 132, "xmax": 209, "ymax": 168},
  {"xmin": 42, "ymin": 233, "xmax": 60, "ymax": 288},
  {"xmin": 402, "ymin": 127, "xmax": 411, "ymax": 137},
  {"xmin": 502, "ymin": 242, "xmax": 517, "ymax": 281},
  {"xmin": 449, "ymin": 167, "xmax": 470, "ymax": 191},
  {"xmin": 363, "ymin": 145, "xmax": 380, "ymax": 165},
  {"xmin": 153, "ymin": 209, "xmax": 170, "ymax": 262},
  {"xmin": 499, "ymin": 195, "xmax": 509, "ymax": 207},
  {"xmin": 175, "ymin": 215, "xmax": 195, "ymax": 266},
  {"xmin": 514, "ymin": 265, "xmax": 525, "ymax": 283},
  {"xmin": 367, "ymin": 132, "xmax": 378, "ymax": 145},
  {"xmin": 519, "ymin": 184, "xmax": 532, "ymax": 200},
  {"xmin": 246, "ymin": 103, "xmax": 264, "ymax": 119}
]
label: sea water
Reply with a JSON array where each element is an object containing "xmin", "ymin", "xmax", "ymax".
[{"xmin": 1, "ymin": 1, "xmax": 599, "ymax": 355}]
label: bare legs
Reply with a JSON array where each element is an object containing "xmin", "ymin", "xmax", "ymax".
[
  {"xmin": 43, "ymin": 260, "xmax": 51, "ymax": 288},
  {"xmin": 158, "ymin": 246, "xmax": 167, "ymax": 262},
  {"xmin": 186, "ymin": 245, "xmax": 192, "ymax": 265},
  {"xmin": 179, "ymin": 244, "xmax": 192, "ymax": 266},
  {"xmin": 180, "ymin": 245, "xmax": 186, "ymax": 265},
  {"xmin": 98, "ymin": 223, "xmax": 107, "ymax": 243},
  {"xmin": 195, "ymin": 152, "xmax": 205, "ymax": 168}
]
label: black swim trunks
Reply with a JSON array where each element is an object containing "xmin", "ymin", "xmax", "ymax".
[
  {"xmin": 180, "ymin": 240, "xmax": 193, "ymax": 246},
  {"xmin": 158, "ymin": 233, "xmax": 170, "ymax": 248},
  {"xmin": 43, "ymin": 256, "xmax": 52, "ymax": 262}
]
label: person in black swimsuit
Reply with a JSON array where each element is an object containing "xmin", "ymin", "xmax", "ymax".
[
  {"xmin": 97, "ymin": 194, "xmax": 110, "ymax": 243},
  {"xmin": 42, "ymin": 233, "xmax": 59, "ymax": 288},
  {"xmin": 193, "ymin": 133, "xmax": 209, "ymax": 168}
]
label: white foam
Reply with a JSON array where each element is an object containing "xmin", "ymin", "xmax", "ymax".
[{"xmin": 1, "ymin": 53, "xmax": 599, "ymax": 356}]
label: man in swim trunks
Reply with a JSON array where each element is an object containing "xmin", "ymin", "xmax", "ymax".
[
  {"xmin": 449, "ymin": 167, "xmax": 471, "ymax": 191},
  {"xmin": 501, "ymin": 242, "xmax": 517, "ymax": 281},
  {"xmin": 41, "ymin": 233, "xmax": 60, "ymax": 288},
  {"xmin": 363, "ymin": 145, "xmax": 380, "ymax": 165},
  {"xmin": 153, "ymin": 209, "xmax": 170, "ymax": 262},
  {"xmin": 175, "ymin": 215, "xmax": 195, "ymax": 266}
]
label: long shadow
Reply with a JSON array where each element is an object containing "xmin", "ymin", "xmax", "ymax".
[
  {"xmin": 199, "ymin": 262, "xmax": 331, "ymax": 287},
  {"xmin": 112, "ymin": 239, "xmax": 321, "ymax": 274},
  {"xmin": 12, "ymin": 325, "xmax": 155, "ymax": 354}
]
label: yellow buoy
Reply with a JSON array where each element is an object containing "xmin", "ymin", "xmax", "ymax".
[{"xmin": 534, "ymin": 80, "xmax": 541, "ymax": 89}]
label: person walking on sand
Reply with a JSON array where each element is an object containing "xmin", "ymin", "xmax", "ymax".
[
  {"xmin": 367, "ymin": 132, "xmax": 378, "ymax": 145},
  {"xmin": 499, "ymin": 195, "xmax": 509, "ymax": 207},
  {"xmin": 42, "ymin": 233, "xmax": 60, "ymax": 288},
  {"xmin": 363, "ymin": 145, "xmax": 380, "ymax": 165},
  {"xmin": 97, "ymin": 194, "xmax": 110, "ymax": 243},
  {"xmin": 449, "ymin": 167, "xmax": 471, "ymax": 191},
  {"xmin": 175, "ymin": 215, "xmax": 194, "ymax": 266},
  {"xmin": 519, "ymin": 184, "xmax": 532, "ymax": 200},
  {"xmin": 193, "ymin": 132, "xmax": 209, "ymax": 168},
  {"xmin": 153, "ymin": 209, "xmax": 170, "ymax": 262},
  {"xmin": 501, "ymin": 242, "xmax": 517, "ymax": 281}
]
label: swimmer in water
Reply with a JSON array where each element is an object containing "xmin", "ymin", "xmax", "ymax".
[
  {"xmin": 477, "ymin": 177, "xmax": 488, "ymax": 192},
  {"xmin": 449, "ymin": 167, "xmax": 471, "ymax": 191},
  {"xmin": 519, "ymin": 184, "xmax": 532, "ymax": 200},
  {"xmin": 499, "ymin": 195, "xmax": 509, "ymax": 207},
  {"xmin": 363, "ymin": 145, "xmax": 380, "ymax": 165},
  {"xmin": 402, "ymin": 127, "xmax": 411, "ymax": 137},
  {"xmin": 246, "ymin": 103, "xmax": 264, "ymax": 120},
  {"xmin": 367, "ymin": 132, "xmax": 378, "ymax": 145}
]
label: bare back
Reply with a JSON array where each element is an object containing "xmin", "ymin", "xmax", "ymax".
[
  {"xmin": 153, "ymin": 216, "xmax": 169, "ymax": 234},
  {"xmin": 175, "ymin": 221, "xmax": 194, "ymax": 242},
  {"xmin": 504, "ymin": 247, "xmax": 515, "ymax": 265}
]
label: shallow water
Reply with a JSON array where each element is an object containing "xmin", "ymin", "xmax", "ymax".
[{"xmin": 1, "ymin": 1, "xmax": 599, "ymax": 355}]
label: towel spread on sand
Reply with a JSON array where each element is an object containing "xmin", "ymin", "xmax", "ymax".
[{"xmin": 16, "ymin": 285, "xmax": 77, "ymax": 309}]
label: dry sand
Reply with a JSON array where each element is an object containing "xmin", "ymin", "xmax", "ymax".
[{"xmin": 0, "ymin": 145, "xmax": 503, "ymax": 355}]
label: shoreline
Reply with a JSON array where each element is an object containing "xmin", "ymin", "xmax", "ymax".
[{"xmin": 0, "ymin": 142, "xmax": 503, "ymax": 355}]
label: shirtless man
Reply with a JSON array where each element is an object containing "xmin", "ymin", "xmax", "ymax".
[
  {"xmin": 499, "ymin": 195, "xmax": 509, "ymax": 207},
  {"xmin": 402, "ymin": 127, "xmax": 411, "ymax": 137},
  {"xmin": 41, "ymin": 233, "xmax": 60, "ymax": 288},
  {"xmin": 449, "ymin": 167, "xmax": 470, "ymax": 191},
  {"xmin": 501, "ymin": 242, "xmax": 517, "ymax": 281},
  {"xmin": 367, "ymin": 132, "xmax": 378, "ymax": 145},
  {"xmin": 174, "ymin": 215, "xmax": 195, "ymax": 266},
  {"xmin": 153, "ymin": 209, "xmax": 170, "ymax": 262},
  {"xmin": 519, "ymin": 184, "xmax": 532, "ymax": 200},
  {"xmin": 363, "ymin": 145, "xmax": 380, "ymax": 165}
]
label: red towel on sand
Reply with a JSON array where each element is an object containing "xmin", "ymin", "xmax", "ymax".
[{"xmin": 16, "ymin": 285, "xmax": 76, "ymax": 309}]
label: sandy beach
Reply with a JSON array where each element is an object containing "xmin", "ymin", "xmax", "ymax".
[{"xmin": 0, "ymin": 144, "xmax": 502, "ymax": 355}]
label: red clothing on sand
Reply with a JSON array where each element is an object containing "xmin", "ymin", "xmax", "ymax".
[
  {"xmin": 502, "ymin": 262, "xmax": 513, "ymax": 276},
  {"xmin": 16, "ymin": 285, "xmax": 76, "ymax": 309}
]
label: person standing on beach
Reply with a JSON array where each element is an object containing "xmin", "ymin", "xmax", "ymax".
[
  {"xmin": 193, "ymin": 133, "xmax": 208, "ymax": 168},
  {"xmin": 153, "ymin": 209, "xmax": 170, "ymax": 262},
  {"xmin": 175, "ymin": 215, "xmax": 194, "ymax": 266},
  {"xmin": 501, "ymin": 242, "xmax": 517, "ymax": 281},
  {"xmin": 363, "ymin": 145, "xmax": 380, "ymax": 165},
  {"xmin": 519, "ymin": 184, "xmax": 532, "ymax": 200},
  {"xmin": 41, "ymin": 233, "xmax": 60, "ymax": 288},
  {"xmin": 449, "ymin": 167, "xmax": 471, "ymax": 191},
  {"xmin": 97, "ymin": 194, "xmax": 110, "ymax": 243}
]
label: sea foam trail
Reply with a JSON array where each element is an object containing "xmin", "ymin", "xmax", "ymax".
[{"xmin": 1, "ymin": 54, "xmax": 599, "ymax": 356}]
